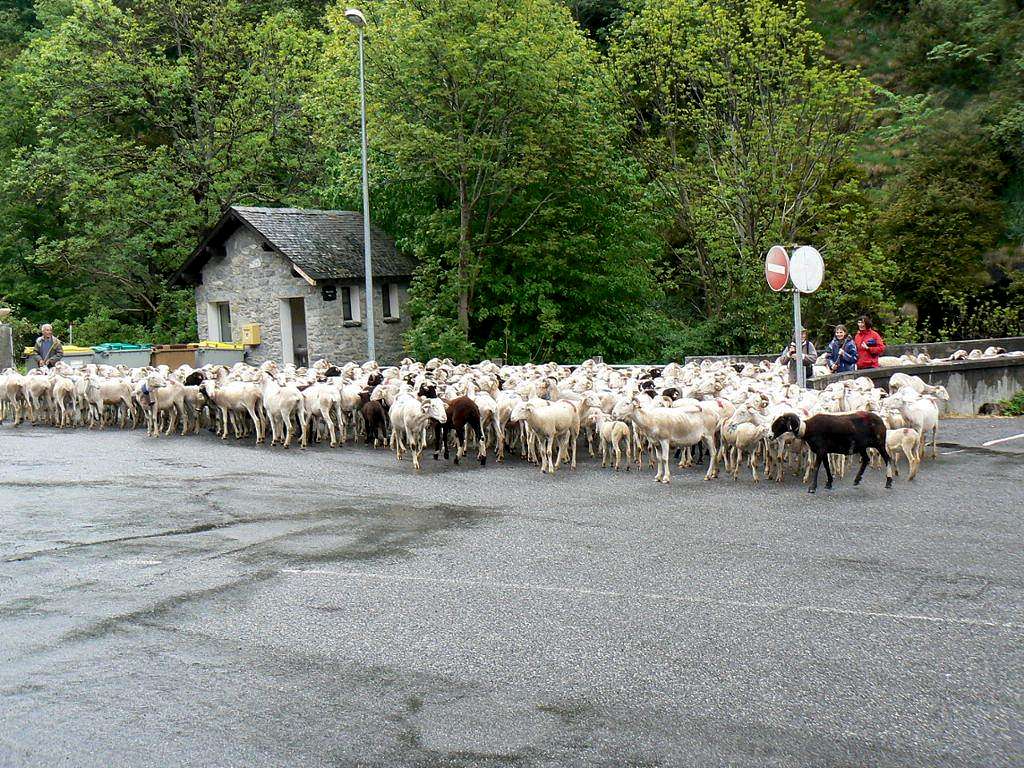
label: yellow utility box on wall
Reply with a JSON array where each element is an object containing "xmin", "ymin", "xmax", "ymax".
[{"xmin": 241, "ymin": 323, "xmax": 261, "ymax": 346}]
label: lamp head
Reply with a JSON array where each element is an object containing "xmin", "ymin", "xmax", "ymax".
[{"xmin": 344, "ymin": 8, "xmax": 366, "ymax": 27}]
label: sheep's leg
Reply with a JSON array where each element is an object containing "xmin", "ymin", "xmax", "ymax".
[
  {"xmin": 544, "ymin": 434, "xmax": 555, "ymax": 474},
  {"xmin": 570, "ymin": 429, "xmax": 578, "ymax": 469},
  {"xmin": 298, "ymin": 406, "xmax": 309, "ymax": 449},
  {"xmin": 660, "ymin": 440, "xmax": 672, "ymax": 483},
  {"xmin": 822, "ymin": 454, "xmax": 835, "ymax": 490},
  {"xmin": 907, "ymin": 439, "xmax": 920, "ymax": 481},
  {"xmin": 325, "ymin": 410, "xmax": 338, "ymax": 448},
  {"xmin": 411, "ymin": 428, "xmax": 422, "ymax": 471},
  {"xmin": 853, "ymin": 448, "xmax": 871, "ymax": 486},
  {"xmin": 931, "ymin": 426, "xmax": 938, "ymax": 459},
  {"xmin": 553, "ymin": 434, "xmax": 565, "ymax": 469},
  {"xmin": 477, "ymin": 424, "xmax": 487, "ymax": 466},
  {"xmin": 878, "ymin": 444, "xmax": 894, "ymax": 488},
  {"xmin": 704, "ymin": 434, "xmax": 719, "ymax": 480},
  {"xmin": 282, "ymin": 412, "xmax": 294, "ymax": 448},
  {"xmin": 808, "ymin": 453, "xmax": 824, "ymax": 493}
]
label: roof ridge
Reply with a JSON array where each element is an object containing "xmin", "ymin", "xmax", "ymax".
[{"xmin": 231, "ymin": 205, "xmax": 362, "ymax": 216}]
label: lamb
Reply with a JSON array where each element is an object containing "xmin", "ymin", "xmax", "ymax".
[
  {"xmin": 260, "ymin": 372, "xmax": 307, "ymax": 448},
  {"xmin": 886, "ymin": 388, "xmax": 942, "ymax": 459},
  {"xmin": 433, "ymin": 396, "xmax": 487, "ymax": 465},
  {"xmin": 142, "ymin": 374, "xmax": 187, "ymax": 437},
  {"xmin": 0, "ymin": 369, "xmax": 29, "ymax": 425},
  {"xmin": 722, "ymin": 406, "xmax": 770, "ymax": 482},
  {"xmin": 22, "ymin": 372, "xmax": 53, "ymax": 425},
  {"xmin": 886, "ymin": 426, "xmax": 922, "ymax": 480},
  {"xmin": 50, "ymin": 374, "xmax": 79, "ymax": 428},
  {"xmin": 389, "ymin": 394, "xmax": 448, "ymax": 470},
  {"xmin": 94, "ymin": 377, "xmax": 136, "ymax": 429},
  {"xmin": 592, "ymin": 410, "xmax": 631, "ymax": 470},
  {"xmin": 201, "ymin": 379, "xmax": 264, "ymax": 443},
  {"xmin": 510, "ymin": 398, "xmax": 580, "ymax": 475},
  {"xmin": 302, "ymin": 381, "xmax": 344, "ymax": 448}
]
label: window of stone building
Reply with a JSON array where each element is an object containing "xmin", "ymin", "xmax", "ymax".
[
  {"xmin": 207, "ymin": 301, "xmax": 232, "ymax": 342},
  {"xmin": 341, "ymin": 286, "xmax": 360, "ymax": 323},
  {"xmin": 381, "ymin": 283, "xmax": 399, "ymax": 320}
]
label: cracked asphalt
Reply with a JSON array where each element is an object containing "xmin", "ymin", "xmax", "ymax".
[{"xmin": 1, "ymin": 417, "xmax": 1023, "ymax": 767}]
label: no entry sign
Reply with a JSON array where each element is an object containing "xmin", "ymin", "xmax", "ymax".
[{"xmin": 765, "ymin": 245, "xmax": 789, "ymax": 292}]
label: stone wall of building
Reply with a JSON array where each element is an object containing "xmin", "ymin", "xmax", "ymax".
[{"xmin": 194, "ymin": 227, "xmax": 411, "ymax": 365}]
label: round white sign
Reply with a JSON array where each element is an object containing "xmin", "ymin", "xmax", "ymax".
[{"xmin": 790, "ymin": 246, "xmax": 824, "ymax": 293}]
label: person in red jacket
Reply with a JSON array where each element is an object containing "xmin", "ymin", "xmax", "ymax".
[{"xmin": 854, "ymin": 315, "xmax": 886, "ymax": 369}]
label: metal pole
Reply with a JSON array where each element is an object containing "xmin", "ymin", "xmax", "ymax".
[
  {"xmin": 357, "ymin": 27, "xmax": 376, "ymax": 362},
  {"xmin": 793, "ymin": 287, "xmax": 804, "ymax": 388}
]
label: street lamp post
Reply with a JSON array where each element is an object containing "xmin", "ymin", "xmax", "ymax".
[{"xmin": 345, "ymin": 7, "xmax": 376, "ymax": 362}]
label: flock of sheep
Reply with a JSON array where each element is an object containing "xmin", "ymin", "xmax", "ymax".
[{"xmin": 0, "ymin": 356, "xmax": 950, "ymax": 487}]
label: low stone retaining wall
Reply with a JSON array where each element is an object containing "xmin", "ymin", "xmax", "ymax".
[{"xmin": 684, "ymin": 335, "xmax": 1024, "ymax": 366}]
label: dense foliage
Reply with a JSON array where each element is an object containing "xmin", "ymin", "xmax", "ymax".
[{"xmin": 0, "ymin": 0, "xmax": 1022, "ymax": 360}]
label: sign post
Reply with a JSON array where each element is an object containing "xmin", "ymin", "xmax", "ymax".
[
  {"xmin": 766, "ymin": 245, "xmax": 824, "ymax": 388},
  {"xmin": 792, "ymin": 288, "xmax": 804, "ymax": 387}
]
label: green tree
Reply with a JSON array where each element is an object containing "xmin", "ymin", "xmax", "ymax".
[
  {"xmin": 0, "ymin": 0, "xmax": 324, "ymax": 338},
  {"xmin": 878, "ymin": 113, "xmax": 1005, "ymax": 327},
  {"xmin": 316, "ymin": 0, "xmax": 664, "ymax": 361},
  {"xmin": 610, "ymin": 0, "xmax": 876, "ymax": 353}
]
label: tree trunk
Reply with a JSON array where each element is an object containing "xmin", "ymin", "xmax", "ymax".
[{"xmin": 457, "ymin": 174, "xmax": 472, "ymax": 334}]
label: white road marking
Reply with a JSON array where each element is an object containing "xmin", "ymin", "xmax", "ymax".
[
  {"xmin": 941, "ymin": 449, "xmax": 967, "ymax": 455},
  {"xmin": 117, "ymin": 559, "xmax": 163, "ymax": 566},
  {"xmin": 982, "ymin": 432, "xmax": 1024, "ymax": 447},
  {"xmin": 282, "ymin": 568, "xmax": 1023, "ymax": 631}
]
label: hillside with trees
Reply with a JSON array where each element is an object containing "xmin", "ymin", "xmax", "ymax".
[{"xmin": 0, "ymin": 0, "xmax": 1021, "ymax": 360}]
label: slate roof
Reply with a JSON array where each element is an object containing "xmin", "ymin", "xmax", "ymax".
[{"xmin": 176, "ymin": 206, "xmax": 415, "ymax": 284}]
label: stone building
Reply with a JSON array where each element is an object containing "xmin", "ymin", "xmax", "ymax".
[{"xmin": 177, "ymin": 206, "xmax": 415, "ymax": 365}]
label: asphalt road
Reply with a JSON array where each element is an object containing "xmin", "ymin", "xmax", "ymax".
[{"xmin": 1, "ymin": 417, "xmax": 1023, "ymax": 767}]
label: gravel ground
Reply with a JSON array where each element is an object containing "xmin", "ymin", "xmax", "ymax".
[{"xmin": 1, "ymin": 417, "xmax": 1022, "ymax": 767}]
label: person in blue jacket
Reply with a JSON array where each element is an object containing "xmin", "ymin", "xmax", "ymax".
[{"xmin": 826, "ymin": 324, "xmax": 858, "ymax": 373}]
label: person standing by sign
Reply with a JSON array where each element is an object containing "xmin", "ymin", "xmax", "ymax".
[
  {"xmin": 854, "ymin": 315, "xmax": 886, "ymax": 370},
  {"xmin": 33, "ymin": 323, "xmax": 64, "ymax": 369},
  {"xmin": 826, "ymin": 324, "xmax": 858, "ymax": 373},
  {"xmin": 778, "ymin": 328, "xmax": 816, "ymax": 385}
]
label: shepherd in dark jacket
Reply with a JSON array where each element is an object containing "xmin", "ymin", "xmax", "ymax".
[
  {"xmin": 777, "ymin": 328, "xmax": 816, "ymax": 385},
  {"xmin": 32, "ymin": 324, "xmax": 64, "ymax": 368},
  {"xmin": 826, "ymin": 324, "xmax": 858, "ymax": 373}
]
